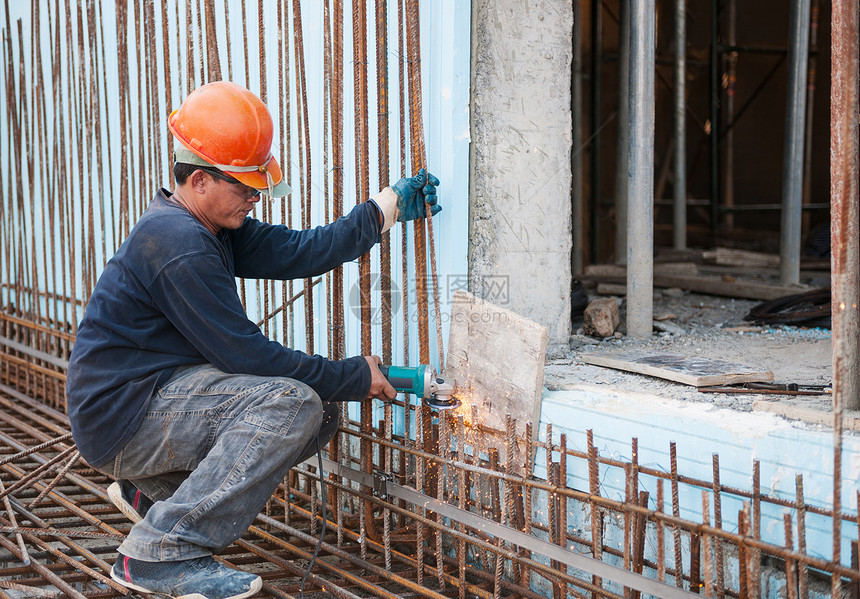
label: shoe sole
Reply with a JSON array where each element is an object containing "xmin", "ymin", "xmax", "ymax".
[
  {"xmin": 110, "ymin": 568, "xmax": 263, "ymax": 599},
  {"xmin": 107, "ymin": 481, "xmax": 144, "ymax": 524}
]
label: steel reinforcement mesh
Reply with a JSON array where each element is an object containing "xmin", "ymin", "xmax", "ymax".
[{"xmin": 2, "ymin": 321, "xmax": 860, "ymax": 599}]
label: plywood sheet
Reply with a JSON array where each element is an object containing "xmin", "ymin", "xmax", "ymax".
[
  {"xmin": 580, "ymin": 350, "xmax": 774, "ymax": 387},
  {"xmin": 445, "ymin": 290, "xmax": 548, "ymax": 472}
]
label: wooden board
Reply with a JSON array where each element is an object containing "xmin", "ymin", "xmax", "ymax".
[
  {"xmin": 581, "ymin": 350, "xmax": 774, "ymax": 387},
  {"xmin": 445, "ymin": 290, "xmax": 548, "ymax": 473},
  {"xmin": 578, "ymin": 272, "xmax": 808, "ymax": 301}
]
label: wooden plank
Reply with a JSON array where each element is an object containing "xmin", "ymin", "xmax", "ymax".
[
  {"xmin": 653, "ymin": 274, "xmax": 808, "ymax": 300},
  {"xmin": 445, "ymin": 290, "xmax": 548, "ymax": 473},
  {"xmin": 580, "ymin": 350, "xmax": 774, "ymax": 387},
  {"xmin": 709, "ymin": 247, "xmax": 781, "ymax": 268},
  {"xmin": 583, "ymin": 262, "xmax": 699, "ymax": 277},
  {"xmin": 578, "ymin": 272, "xmax": 808, "ymax": 301}
]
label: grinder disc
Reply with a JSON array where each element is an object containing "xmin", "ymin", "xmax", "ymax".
[{"xmin": 423, "ymin": 395, "xmax": 461, "ymax": 410}]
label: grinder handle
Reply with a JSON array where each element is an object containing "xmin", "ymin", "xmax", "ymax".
[{"xmin": 379, "ymin": 364, "xmax": 424, "ymax": 396}]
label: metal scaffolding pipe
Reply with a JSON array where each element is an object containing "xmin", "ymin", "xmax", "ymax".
[
  {"xmin": 590, "ymin": 0, "xmax": 602, "ymax": 263},
  {"xmin": 572, "ymin": 0, "xmax": 584, "ymax": 275},
  {"xmin": 709, "ymin": 0, "xmax": 721, "ymax": 235},
  {"xmin": 626, "ymin": 0, "xmax": 655, "ymax": 339},
  {"xmin": 673, "ymin": 0, "xmax": 687, "ymax": 250},
  {"xmin": 779, "ymin": 0, "xmax": 811, "ymax": 284},
  {"xmin": 614, "ymin": 0, "xmax": 630, "ymax": 264},
  {"xmin": 830, "ymin": 0, "xmax": 860, "ymax": 413}
]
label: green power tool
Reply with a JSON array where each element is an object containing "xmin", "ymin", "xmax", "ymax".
[{"xmin": 378, "ymin": 364, "xmax": 461, "ymax": 410}]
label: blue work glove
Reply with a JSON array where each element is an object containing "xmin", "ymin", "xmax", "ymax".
[{"xmin": 392, "ymin": 168, "xmax": 441, "ymax": 222}]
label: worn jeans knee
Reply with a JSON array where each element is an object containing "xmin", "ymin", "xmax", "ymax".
[
  {"xmin": 114, "ymin": 365, "xmax": 328, "ymax": 561},
  {"xmin": 243, "ymin": 379, "xmax": 323, "ymax": 444}
]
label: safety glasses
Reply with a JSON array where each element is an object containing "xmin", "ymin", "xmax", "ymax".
[{"xmin": 201, "ymin": 167, "xmax": 261, "ymax": 200}]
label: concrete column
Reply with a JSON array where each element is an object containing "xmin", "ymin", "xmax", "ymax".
[
  {"xmin": 470, "ymin": 1, "xmax": 574, "ymax": 346},
  {"xmin": 626, "ymin": 0, "xmax": 655, "ymax": 339},
  {"xmin": 779, "ymin": 0, "xmax": 811, "ymax": 284}
]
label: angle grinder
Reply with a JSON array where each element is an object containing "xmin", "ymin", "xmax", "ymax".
[{"xmin": 378, "ymin": 364, "xmax": 461, "ymax": 410}]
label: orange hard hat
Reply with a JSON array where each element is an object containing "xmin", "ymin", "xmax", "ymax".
[{"xmin": 168, "ymin": 81, "xmax": 290, "ymax": 197}]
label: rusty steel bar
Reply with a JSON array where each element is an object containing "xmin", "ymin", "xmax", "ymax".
[
  {"xmin": 832, "ymin": 5, "xmax": 860, "ymax": 598},
  {"xmin": 702, "ymin": 492, "xmax": 714, "ymax": 598},
  {"xmin": 670, "ymin": 442, "xmax": 684, "ymax": 588},
  {"xmin": 831, "ymin": 0, "xmax": 860, "ymax": 413},
  {"xmin": 713, "ymin": 453, "xmax": 726, "ymax": 599},
  {"xmin": 0, "ymin": 477, "xmax": 29, "ymax": 565},
  {"xmin": 588, "ymin": 430, "xmax": 603, "ymax": 597}
]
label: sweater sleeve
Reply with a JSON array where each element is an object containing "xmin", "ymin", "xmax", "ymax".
[
  {"xmin": 231, "ymin": 201, "xmax": 382, "ymax": 280},
  {"xmin": 149, "ymin": 250, "xmax": 370, "ymax": 402}
]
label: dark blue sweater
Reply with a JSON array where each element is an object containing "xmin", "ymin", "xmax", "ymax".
[{"xmin": 67, "ymin": 189, "xmax": 380, "ymax": 466}]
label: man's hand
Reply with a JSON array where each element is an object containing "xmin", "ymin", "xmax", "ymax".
[
  {"xmin": 365, "ymin": 355, "xmax": 397, "ymax": 400},
  {"xmin": 392, "ymin": 168, "xmax": 441, "ymax": 222}
]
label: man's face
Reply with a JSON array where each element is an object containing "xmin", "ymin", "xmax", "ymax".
[{"xmin": 199, "ymin": 171, "xmax": 261, "ymax": 231}]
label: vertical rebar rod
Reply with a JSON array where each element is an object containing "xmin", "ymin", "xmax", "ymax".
[
  {"xmin": 673, "ymin": 0, "xmax": 687, "ymax": 250},
  {"xmin": 796, "ymin": 475, "xmax": 809, "ymax": 599},
  {"xmin": 738, "ymin": 505, "xmax": 749, "ymax": 599},
  {"xmin": 831, "ymin": 0, "xmax": 860, "ymax": 415},
  {"xmin": 614, "ymin": 0, "xmax": 629, "ymax": 265},
  {"xmin": 436, "ymin": 415, "xmax": 446, "ymax": 588},
  {"xmin": 559, "ymin": 433, "xmax": 569, "ymax": 599},
  {"xmin": 670, "ymin": 443, "xmax": 683, "ymax": 588},
  {"xmin": 522, "ymin": 422, "xmax": 533, "ymax": 587},
  {"xmin": 502, "ymin": 416, "xmax": 518, "ymax": 590},
  {"xmin": 625, "ymin": 0, "xmax": 655, "ymax": 339},
  {"xmin": 376, "ymin": 0, "xmax": 392, "ymax": 366},
  {"xmin": 702, "ymin": 492, "xmax": 713, "ymax": 598},
  {"xmin": 752, "ymin": 462, "xmax": 761, "ymax": 599},
  {"xmin": 713, "ymin": 454, "xmax": 725, "ymax": 599},
  {"xmin": 458, "ymin": 415, "xmax": 467, "ymax": 599},
  {"xmin": 785, "ymin": 514, "xmax": 799, "ymax": 599},
  {"xmin": 779, "ymin": 0, "xmax": 811, "ymax": 285},
  {"xmin": 830, "ymin": 0, "xmax": 859, "ymax": 572},
  {"xmin": 587, "ymin": 430, "xmax": 602, "ymax": 597},
  {"xmin": 623, "ymin": 464, "xmax": 632, "ymax": 598},
  {"xmin": 572, "ymin": 0, "xmax": 584, "ymax": 274}
]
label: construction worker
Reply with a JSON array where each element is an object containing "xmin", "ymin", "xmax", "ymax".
[{"xmin": 65, "ymin": 81, "xmax": 442, "ymax": 599}]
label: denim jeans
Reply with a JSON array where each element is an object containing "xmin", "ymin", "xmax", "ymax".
[{"xmin": 99, "ymin": 364, "xmax": 340, "ymax": 562}]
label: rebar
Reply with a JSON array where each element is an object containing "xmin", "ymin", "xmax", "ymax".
[{"xmin": 0, "ymin": 3, "xmax": 858, "ymax": 599}]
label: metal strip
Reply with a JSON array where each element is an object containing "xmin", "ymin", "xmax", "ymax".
[
  {"xmin": 306, "ymin": 457, "xmax": 702, "ymax": 599},
  {"xmin": 0, "ymin": 335, "xmax": 69, "ymax": 370}
]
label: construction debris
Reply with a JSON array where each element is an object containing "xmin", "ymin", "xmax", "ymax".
[
  {"xmin": 581, "ymin": 350, "xmax": 774, "ymax": 387},
  {"xmin": 583, "ymin": 298, "xmax": 621, "ymax": 338}
]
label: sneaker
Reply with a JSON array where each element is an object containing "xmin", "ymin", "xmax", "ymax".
[
  {"xmin": 107, "ymin": 480, "xmax": 154, "ymax": 523},
  {"xmin": 110, "ymin": 554, "xmax": 262, "ymax": 599}
]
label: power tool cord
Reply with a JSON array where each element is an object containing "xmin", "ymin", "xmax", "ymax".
[{"xmin": 299, "ymin": 438, "xmax": 327, "ymax": 599}]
